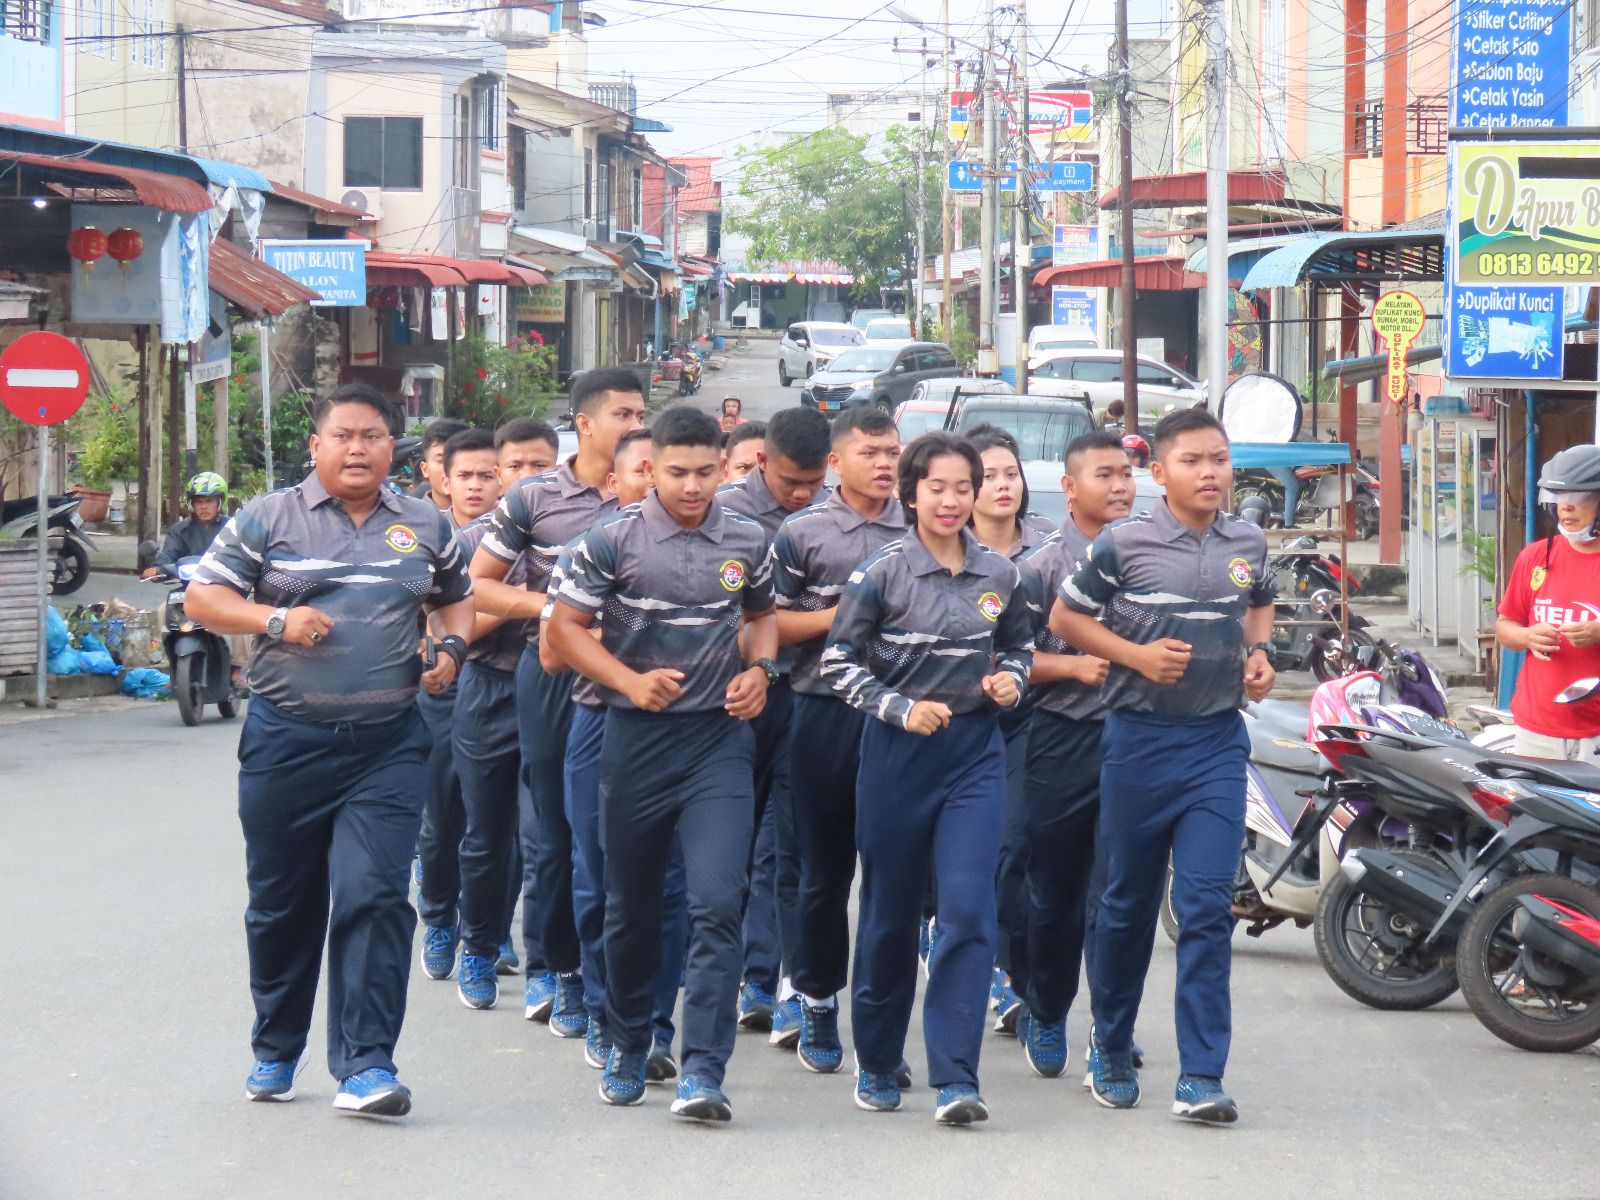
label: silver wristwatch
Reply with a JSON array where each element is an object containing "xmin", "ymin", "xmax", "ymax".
[{"xmin": 265, "ymin": 607, "xmax": 289, "ymax": 640}]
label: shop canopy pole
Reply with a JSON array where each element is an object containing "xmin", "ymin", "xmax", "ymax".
[{"xmin": 260, "ymin": 322, "xmax": 274, "ymax": 491}]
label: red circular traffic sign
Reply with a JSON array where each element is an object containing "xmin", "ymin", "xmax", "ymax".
[{"xmin": 0, "ymin": 332, "xmax": 91, "ymax": 426}]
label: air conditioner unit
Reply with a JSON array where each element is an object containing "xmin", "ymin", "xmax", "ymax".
[{"xmin": 340, "ymin": 188, "xmax": 384, "ymax": 220}]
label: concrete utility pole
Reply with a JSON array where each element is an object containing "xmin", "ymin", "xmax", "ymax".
[
  {"xmin": 1116, "ymin": 0, "xmax": 1138, "ymax": 432},
  {"xmin": 1013, "ymin": 0, "xmax": 1030, "ymax": 393},
  {"xmin": 914, "ymin": 45, "xmax": 928, "ymax": 337},
  {"xmin": 941, "ymin": 0, "xmax": 953, "ymax": 342},
  {"xmin": 1203, "ymin": 0, "xmax": 1230, "ymax": 404},
  {"xmin": 978, "ymin": 0, "xmax": 999, "ymax": 375}
]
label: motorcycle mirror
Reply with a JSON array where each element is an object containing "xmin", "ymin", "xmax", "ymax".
[
  {"xmin": 137, "ymin": 538, "xmax": 158, "ymax": 559},
  {"xmin": 1555, "ymin": 677, "xmax": 1600, "ymax": 704}
]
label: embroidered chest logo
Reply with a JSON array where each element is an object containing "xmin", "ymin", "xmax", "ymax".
[
  {"xmin": 1227, "ymin": 556, "xmax": 1253, "ymax": 588},
  {"xmin": 978, "ymin": 591, "xmax": 1003, "ymax": 622},
  {"xmin": 719, "ymin": 559, "xmax": 747, "ymax": 591},
  {"xmin": 385, "ymin": 524, "xmax": 419, "ymax": 553},
  {"xmin": 1531, "ymin": 565, "xmax": 1547, "ymax": 591}
]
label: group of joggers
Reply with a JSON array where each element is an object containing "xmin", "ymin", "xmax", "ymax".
[{"xmin": 197, "ymin": 365, "xmax": 1277, "ymax": 1127}]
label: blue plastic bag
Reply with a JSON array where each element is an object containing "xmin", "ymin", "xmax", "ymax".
[
  {"xmin": 45, "ymin": 607, "xmax": 69, "ymax": 656},
  {"xmin": 80, "ymin": 632, "xmax": 108, "ymax": 655},
  {"xmin": 79, "ymin": 649, "xmax": 119, "ymax": 675},
  {"xmin": 47, "ymin": 646, "xmax": 82, "ymax": 675},
  {"xmin": 121, "ymin": 668, "xmax": 170, "ymax": 698}
]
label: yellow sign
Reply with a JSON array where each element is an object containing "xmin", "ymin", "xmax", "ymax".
[
  {"xmin": 1454, "ymin": 141, "xmax": 1600, "ymax": 285},
  {"xmin": 514, "ymin": 283, "xmax": 566, "ymax": 324},
  {"xmin": 1371, "ymin": 290, "xmax": 1426, "ymax": 402}
]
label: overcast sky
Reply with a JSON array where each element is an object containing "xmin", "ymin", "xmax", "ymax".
[{"xmin": 580, "ymin": 0, "xmax": 1171, "ymax": 166}]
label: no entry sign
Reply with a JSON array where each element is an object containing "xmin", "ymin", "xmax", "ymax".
[{"xmin": 0, "ymin": 332, "xmax": 91, "ymax": 426}]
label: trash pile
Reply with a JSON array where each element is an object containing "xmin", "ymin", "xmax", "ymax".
[{"xmin": 49, "ymin": 600, "xmax": 171, "ymax": 698}]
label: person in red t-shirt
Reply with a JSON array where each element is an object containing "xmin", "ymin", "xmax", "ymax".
[{"xmin": 1497, "ymin": 444, "xmax": 1600, "ymax": 760}]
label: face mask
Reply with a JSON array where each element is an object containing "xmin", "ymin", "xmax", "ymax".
[{"xmin": 1561, "ymin": 525, "xmax": 1600, "ymax": 546}]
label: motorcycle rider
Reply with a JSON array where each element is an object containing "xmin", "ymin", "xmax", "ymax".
[
  {"xmin": 1497, "ymin": 444, "xmax": 1600, "ymax": 762},
  {"xmin": 142, "ymin": 472, "xmax": 230, "ymax": 579}
]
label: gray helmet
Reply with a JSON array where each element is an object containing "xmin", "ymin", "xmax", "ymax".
[{"xmin": 1538, "ymin": 444, "xmax": 1600, "ymax": 502}]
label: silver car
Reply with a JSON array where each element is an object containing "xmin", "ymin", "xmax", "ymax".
[
  {"xmin": 1028, "ymin": 350, "xmax": 1206, "ymax": 424},
  {"xmin": 778, "ymin": 321, "xmax": 864, "ymax": 387}
]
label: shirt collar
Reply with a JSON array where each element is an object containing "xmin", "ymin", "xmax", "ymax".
[
  {"xmin": 1153, "ymin": 498, "xmax": 1239, "ymax": 543},
  {"xmin": 642, "ymin": 490, "xmax": 726, "ymax": 543},
  {"xmin": 297, "ymin": 472, "xmax": 403, "ymax": 514},
  {"xmin": 902, "ymin": 525, "xmax": 985, "ymax": 577},
  {"xmin": 557, "ymin": 457, "xmax": 603, "ymax": 499},
  {"xmin": 742, "ymin": 466, "xmax": 784, "ymax": 514},
  {"xmin": 827, "ymin": 490, "xmax": 905, "ymax": 533}
]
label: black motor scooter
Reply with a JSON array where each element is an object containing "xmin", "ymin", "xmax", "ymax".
[
  {"xmin": 0, "ymin": 493, "xmax": 96, "ymax": 595},
  {"xmin": 153, "ymin": 555, "xmax": 238, "ymax": 726}
]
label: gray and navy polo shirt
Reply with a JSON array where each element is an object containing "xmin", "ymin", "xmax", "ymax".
[
  {"xmin": 1019, "ymin": 516, "xmax": 1104, "ymax": 722},
  {"xmin": 552, "ymin": 492, "xmax": 775, "ymax": 713},
  {"xmin": 719, "ymin": 469, "xmax": 830, "ymax": 675},
  {"xmin": 1057, "ymin": 501, "xmax": 1275, "ymax": 718},
  {"xmin": 769, "ymin": 492, "xmax": 907, "ymax": 697},
  {"xmin": 192, "ymin": 472, "xmax": 472, "ymax": 725},
  {"xmin": 458, "ymin": 516, "xmax": 530, "ymax": 673},
  {"xmin": 540, "ymin": 498, "xmax": 623, "ymax": 709},
  {"xmin": 820, "ymin": 527, "xmax": 1034, "ymax": 729},
  {"xmin": 479, "ymin": 458, "xmax": 608, "ymax": 643}
]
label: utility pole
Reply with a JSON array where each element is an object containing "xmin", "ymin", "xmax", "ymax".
[
  {"xmin": 175, "ymin": 25, "xmax": 188, "ymax": 151},
  {"xmin": 1013, "ymin": 0, "xmax": 1030, "ymax": 393},
  {"xmin": 941, "ymin": 0, "xmax": 953, "ymax": 342},
  {"xmin": 978, "ymin": 0, "xmax": 998, "ymax": 375},
  {"xmin": 1115, "ymin": 0, "xmax": 1138, "ymax": 432},
  {"xmin": 1203, "ymin": 0, "xmax": 1230, "ymax": 404}
]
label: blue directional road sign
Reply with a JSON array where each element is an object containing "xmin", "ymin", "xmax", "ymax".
[{"xmin": 947, "ymin": 160, "xmax": 1092, "ymax": 194}]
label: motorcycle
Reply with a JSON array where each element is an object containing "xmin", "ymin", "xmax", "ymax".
[
  {"xmin": 152, "ymin": 555, "xmax": 238, "ymax": 726},
  {"xmin": 0, "ymin": 492, "xmax": 96, "ymax": 595},
  {"xmin": 1234, "ymin": 460, "xmax": 1380, "ymax": 539},
  {"xmin": 1262, "ymin": 535, "xmax": 1372, "ymax": 681},
  {"xmin": 1160, "ymin": 640, "xmax": 1450, "ymax": 946},
  {"xmin": 664, "ymin": 343, "xmax": 703, "ymax": 396}
]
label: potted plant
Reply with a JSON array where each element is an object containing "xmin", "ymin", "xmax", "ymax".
[{"xmin": 73, "ymin": 392, "xmax": 138, "ymax": 522}]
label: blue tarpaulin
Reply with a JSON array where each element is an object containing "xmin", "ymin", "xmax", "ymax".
[{"xmin": 1230, "ymin": 442, "xmax": 1354, "ymax": 469}]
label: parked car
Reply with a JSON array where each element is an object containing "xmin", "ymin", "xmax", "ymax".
[
  {"xmin": 863, "ymin": 318, "xmax": 914, "ymax": 343},
  {"xmin": 850, "ymin": 307, "xmax": 896, "ymax": 330},
  {"xmin": 778, "ymin": 321, "xmax": 864, "ymax": 386},
  {"xmin": 804, "ymin": 342, "xmax": 961, "ymax": 414},
  {"xmin": 1027, "ymin": 350, "xmax": 1205, "ymax": 424},
  {"xmin": 1027, "ymin": 323, "xmax": 1098, "ymax": 369},
  {"xmin": 894, "ymin": 378, "xmax": 1016, "ymax": 439},
  {"xmin": 1024, "ymin": 461, "xmax": 1164, "ymax": 526}
]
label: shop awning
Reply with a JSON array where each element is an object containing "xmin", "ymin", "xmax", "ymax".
[
  {"xmin": 1183, "ymin": 234, "xmax": 1305, "ymax": 279},
  {"xmin": 503, "ymin": 264, "xmax": 549, "ymax": 286},
  {"xmin": 1099, "ymin": 169, "xmax": 1287, "ymax": 211},
  {"xmin": 0, "ymin": 126, "xmax": 272, "ymax": 193},
  {"xmin": 365, "ymin": 252, "xmax": 468, "ymax": 288},
  {"xmin": 0, "ymin": 150, "xmax": 212, "ymax": 213},
  {"xmin": 1240, "ymin": 226, "xmax": 1445, "ymax": 291},
  {"xmin": 209, "ymin": 238, "xmax": 321, "ymax": 317},
  {"xmin": 268, "ymin": 180, "xmax": 372, "ymax": 224},
  {"xmin": 363, "ymin": 252, "xmax": 547, "ymax": 288},
  {"xmin": 1032, "ymin": 255, "xmax": 1202, "ymax": 291}
]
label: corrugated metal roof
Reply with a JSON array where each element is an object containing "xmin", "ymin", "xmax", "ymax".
[
  {"xmin": 1033, "ymin": 255, "xmax": 1203, "ymax": 291},
  {"xmin": 268, "ymin": 181, "xmax": 371, "ymax": 223},
  {"xmin": 0, "ymin": 150, "xmax": 212, "ymax": 213},
  {"xmin": 0, "ymin": 126, "xmax": 272, "ymax": 193},
  {"xmin": 1099, "ymin": 169, "xmax": 1287, "ymax": 212},
  {"xmin": 1240, "ymin": 226, "xmax": 1445, "ymax": 291},
  {"xmin": 209, "ymin": 238, "xmax": 320, "ymax": 317}
]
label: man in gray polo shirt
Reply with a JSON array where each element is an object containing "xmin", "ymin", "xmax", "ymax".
[{"xmin": 187, "ymin": 383, "xmax": 474, "ymax": 1119}]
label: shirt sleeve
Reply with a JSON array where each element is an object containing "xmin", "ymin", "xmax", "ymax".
[
  {"xmin": 1247, "ymin": 539, "xmax": 1277, "ymax": 608},
  {"xmin": 540, "ymin": 543, "xmax": 578, "ymax": 622},
  {"xmin": 1058, "ymin": 527, "xmax": 1122, "ymax": 615},
  {"xmin": 819, "ymin": 563, "xmax": 915, "ymax": 729},
  {"xmin": 995, "ymin": 563, "xmax": 1036, "ymax": 696},
  {"xmin": 154, "ymin": 519, "xmax": 188, "ymax": 574},
  {"xmin": 190, "ymin": 501, "xmax": 269, "ymax": 596},
  {"xmin": 770, "ymin": 523, "xmax": 808, "ymax": 608},
  {"xmin": 427, "ymin": 508, "xmax": 474, "ymax": 606},
  {"xmin": 1499, "ymin": 543, "xmax": 1535, "ymax": 624},
  {"xmin": 1016, "ymin": 554, "xmax": 1051, "ymax": 641},
  {"xmin": 479, "ymin": 482, "xmax": 534, "ymax": 565},
  {"xmin": 743, "ymin": 535, "xmax": 776, "ymax": 615},
  {"xmin": 552, "ymin": 523, "xmax": 619, "ymax": 617}
]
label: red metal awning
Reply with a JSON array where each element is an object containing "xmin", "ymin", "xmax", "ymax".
[
  {"xmin": 365, "ymin": 252, "xmax": 469, "ymax": 288},
  {"xmin": 503, "ymin": 264, "xmax": 549, "ymax": 286},
  {"xmin": 208, "ymin": 238, "xmax": 321, "ymax": 317},
  {"xmin": 1098, "ymin": 170, "xmax": 1288, "ymax": 212},
  {"xmin": 267, "ymin": 180, "xmax": 371, "ymax": 224},
  {"xmin": 0, "ymin": 150, "xmax": 212, "ymax": 213},
  {"xmin": 1033, "ymin": 255, "xmax": 1203, "ymax": 291}
]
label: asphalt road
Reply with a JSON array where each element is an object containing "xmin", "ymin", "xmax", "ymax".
[{"xmin": 6, "ymin": 344, "xmax": 1591, "ymax": 1197}]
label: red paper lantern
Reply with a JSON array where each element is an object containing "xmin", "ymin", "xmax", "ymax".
[
  {"xmin": 106, "ymin": 227, "xmax": 145, "ymax": 270},
  {"xmin": 67, "ymin": 225, "xmax": 109, "ymax": 273}
]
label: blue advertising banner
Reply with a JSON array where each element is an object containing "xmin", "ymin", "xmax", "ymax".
[
  {"xmin": 1051, "ymin": 286, "xmax": 1099, "ymax": 331},
  {"xmin": 1444, "ymin": 0, "xmax": 1571, "ymax": 381},
  {"xmin": 260, "ymin": 240, "xmax": 367, "ymax": 307}
]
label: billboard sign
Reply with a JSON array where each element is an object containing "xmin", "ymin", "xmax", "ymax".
[{"xmin": 260, "ymin": 240, "xmax": 366, "ymax": 307}]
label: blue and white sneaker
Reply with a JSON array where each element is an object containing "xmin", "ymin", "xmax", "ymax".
[
  {"xmin": 992, "ymin": 978, "xmax": 1022, "ymax": 1035},
  {"xmin": 457, "ymin": 952, "xmax": 498, "ymax": 1010},
  {"xmin": 333, "ymin": 1068, "xmax": 412, "ymax": 1117},
  {"xmin": 244, "ymin": 1057, "xmax": 301, "ymax": 1102},
  {"xmin": 919, "ymin": 917, "xmax": 940, "ymax": 979},
  {"xmin": 1088, "ymin": 1032, "xmax": 1140, "ymax": 1110},
  {"xmin": 934, "ymin": 1084, "xmax": 989, "ymax": 1126},
  {"xmin": 1020, "ymin": 1011, "xmax": 1068, "ymax": 1078},
  {"xmin": 495, "ymin": 940, "xmax": 520, "ymax": 977},
  {"xmin": 524, "ymin": 971, "xmax": 559, "ymax": 1022},
  {"xmin": 412, "ymin": 857, "xmax": 423, "ymax": 886},
  {"xmin": 854, "ymin": 1067, "xmax": 902, "ymax": 1112},
  {"xmin": 1172, "ymin": 1074, "xmax": 1238, "ymax": 1125},
  {"xmin": 671, "ymin": 1073, "xmax": 733, "ymax": 1122},
  {"xmin": 647, "ymin": 1039, "xmax": 679, "ymax": 1083},
  {"xmin": 798, "ymin": 1002, "xmax": 843, "ymax": 1074},
  {"xmin": 549, "ymin": 971, "xmax": 587, "ymax": 1038},
  {"xmin": 896, "ymin": 1059, "xmax": 913, "ymax": 1089},
  {"xmin": 769, "ymin": 995, "xmax": 803, "ymax": 1048},
  {"xmin": 988, "ymin": 966, "xmax": 1006, "ymax": 1011},
  {"xmin": 599, "ymin": 1048, "xmax": 648, "ymax": 1106},
  {"xmin": 737, "ymin": 982, "xmax": 775, "ymax": 1032},
  {"xmin": 584, "ymin": 1018, "xmax": 613, "ymax": 1070},
  {"xmin": 420, "ymin": 924, "xmax": 459, "ymax": 981}
]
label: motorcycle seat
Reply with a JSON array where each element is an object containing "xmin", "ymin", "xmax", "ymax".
[
  {"xmin": 1247, "ymin": 700, "xmax": 1326, "ymax": 775},
  {"xmin": 1488, "ymin": 753, "xmax": 1600, "ymax": 791}
]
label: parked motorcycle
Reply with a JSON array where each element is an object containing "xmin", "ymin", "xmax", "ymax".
[
  {"xmin": 153, "ymin": 555, "xmax": 237, "ymax": 726},
  {"xmin": 1261, "ymin": 535, "xmax": 1372, "ymax": 681},
  {"xmin": 665, "ymin": 343, "xmax": 703, "ymax": 396},
  {"xmin": 1235, "ymin": 460, "xmax": 1380, "ymax": 539},
  {"xmin": 0, "ymin": 493, "xmax": 96, "ymax": 595}
]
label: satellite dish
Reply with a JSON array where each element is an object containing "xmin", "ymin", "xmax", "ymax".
[{"xmin": 1218, "ymin": 370, "xmax": 1303, "ymax": 443}]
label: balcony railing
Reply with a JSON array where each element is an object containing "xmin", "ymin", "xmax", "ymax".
[{"xmin": 1353, "ymin": 95, "xmax": 1448, "ymax": 156}]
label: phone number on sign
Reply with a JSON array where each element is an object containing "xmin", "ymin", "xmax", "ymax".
[{"xmin": 1475, "ymin": 250, "xmax": 1597, "ymax": 278}]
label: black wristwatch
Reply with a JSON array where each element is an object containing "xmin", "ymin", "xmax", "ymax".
[
  {"xmin": 1247, "ymin": 641, "xmax": 1275, "ymax": 666},
  {"xmin": 436, "ymin": 635, "xmax": 468, "ymax": 670},
  {"xmin": 749, "ymin": 657, "xmax": 779, "ymax": 686}
]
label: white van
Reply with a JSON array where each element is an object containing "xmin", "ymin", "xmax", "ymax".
[{"xmin": 1027, "ymin": 324, "xmax": 1099, "ymax": 369}]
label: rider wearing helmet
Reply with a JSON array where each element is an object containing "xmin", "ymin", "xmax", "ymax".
[
  {"xmin": 1120, "ymin": 434, "xmax": 1150, "ymax": 469},
  {"xmin": 142, "ymin": 472, "xmax": 230, "ymax": 580},
  {"xmin": 1496, "ymin": 444, "xmax": 1600, "ymax": 762}
]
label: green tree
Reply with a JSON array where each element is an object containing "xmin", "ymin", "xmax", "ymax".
[{"xmin": 728, "ymin": 125, "xmax": 943, "ymax": 301}]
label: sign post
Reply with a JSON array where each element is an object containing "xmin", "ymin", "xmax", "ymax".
[
  {"xmin": 1371, "ymin": 290, "xmax": 1427, "ymax": 402},
  {"xmin": 0, "ymin": 332, "xmax": 92, "ymax": 709}
]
